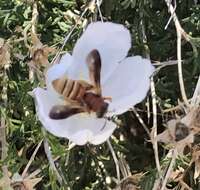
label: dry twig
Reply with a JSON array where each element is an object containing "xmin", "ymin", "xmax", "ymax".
[
  {"xmin": 42, "ymin": 129, "xmax": 63, "ymax": 185},
  {"xmin": 131, "ymin": 108, "xmax": 151, "ymax": 137},
  {"xmin": 107, "ymin": 139, "xmax": 120, "ymax": 183},
  {"xmin": 150, "ymin": 77, "xmax": 161, "ymax": 175},
  {"xmin": 0, "ymin": 40, "xmax": 10, "ymax": 187},
  {"xmin": 165, "ymin": 0, "xmax": 190, "ymax": 108},
  {"xmin": 161, "ymin": 149, "xmax": 177, "ymax": 190},
  {"xmin": 22, "ymin": 140, "xmax": 43, "ymax": 178}
]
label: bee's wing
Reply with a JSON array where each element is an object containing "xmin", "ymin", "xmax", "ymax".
[
  {"xmin": 86, "ymin": 49, "xmax": 102, "ymax": 95},
  {"xmin": 49, "ymin": 104, "xmax": 85, "ymax": 120}
]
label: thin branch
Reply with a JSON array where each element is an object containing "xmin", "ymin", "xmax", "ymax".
[
  {"xmin": 42, "ymin": 129, "xmax": 63, "ymax": 185},
  {"xmin": 139, "ymin": 12, "xmax": 150, "ymax": 59},
  {"xmin": 31, "ymin": 2, "xmax": 38, "ymax": 35},
  {"xmin": 23, "ymin": 23, "xmax": 32, "ymax": 49},
  {"xmin": 22, "ymin": 140, "xmax": 43, "ymax": 178},
  {"xmin": 152, "ymin": 178, "xmax": 162, "ymax": 190},
  {"xmin": 51, "ymin": 0, "xmax": 103, "ymax": 65},
  {"xmin": 140, "ymin": 11, "xmax": 161, "ymax": 176},
  {"xmin": 107, "ymin": 139, "xmax": 120, "ymax": 183},
  {"xmin": 26, "ymin": 169, "xmax": 41, "ymax": 180},
  {"xmin": 0, "ymin": 61, "xmax": 9, "ymax": 180},
  {"xmin": 96, "ymin": 2, "xmax": 120, "ymax": 184},
  {"xmin": 150, "ymin": 77, "xmax": 161, "ymax": 175},
  {"xmin": 23, "ymin": 1, "xmax": 38, "ymax": 50},
  {"xmin": 191, "ymin": 76, "xmax": 200, "ymax": 106},
  {"xmin": 164, "ymin": 0, "xmax": 190, "ymax": 108},
  {"xmin": 153, "ymin": 60, "xmax": 178, "ymax": 75},
  {"xmin": 96, "ymin": 0, "xmax": 103, "ymax": 22},
  {"xmin": 0, "ymin": 118, "xmax": 8, "ymax": 177},
  {"xmin": 118, "ymin": 155, "xmax": 131, "ymax": 178},
  {"xmin": 152, "ymin": 60, "xmax": 178, "ymax": 67},
  {"xmin": 177, "ymin": 29, "xmax": 190, "ymax": 107},
  {"xmin": 131, "ymin": 108, "xmax": 151, "ymax": 137},
  {"xmin": 161, "ymin": 149, "xmax": 177, "ymax": 190},
  {"xmin": 164, "ymin": 0, "xmax": 176, "ymax": 30},
  {"xmin": 29, "ymin": 1, "xmax": 39, "ymax": 81},
  {"xmin": 50, "ymin": 4, "xmax": 89, "ymax": 65}
]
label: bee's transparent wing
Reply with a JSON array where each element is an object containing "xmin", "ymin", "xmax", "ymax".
[
  {"xmin": 86, "ymin": 49, "xmax": 102, "ymax": 95},
  {"xmin": 49, "ymin": 104, "xmax": 84, "ymax": 120}
]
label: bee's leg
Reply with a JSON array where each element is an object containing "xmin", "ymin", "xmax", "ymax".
[{"xmin": 79, "ymin": 99, "xmax": 92, "ymax": 113}]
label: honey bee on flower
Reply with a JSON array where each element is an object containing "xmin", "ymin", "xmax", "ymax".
[{"xmin": 33, "ymin": 22, "xmax": 154, "ymax": 145}]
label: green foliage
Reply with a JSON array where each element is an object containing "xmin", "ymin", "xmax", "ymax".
[{"xmin": 0, "ymin": 0, "xmax": 200, "ymax": 189}]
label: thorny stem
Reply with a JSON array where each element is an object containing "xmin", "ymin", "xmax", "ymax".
[
  {"xmin": 107, "ymin": 139, "xmax": 120, "ymax": 183},
  {"xmin": 164, "ymin": 0, "xmax": 190, "ymax": 108}
]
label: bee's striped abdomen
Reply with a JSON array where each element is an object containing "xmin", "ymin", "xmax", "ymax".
[
  {"xmin": 52, "ymin": 77, "xmax": 67, "ymax": 94},
  {"xmin": 62, "ymin": 79, "xmax": 74, "ymax": 97},
  {"xmin": 52, "ymin": 77, "xmax": 85, "ymax": 101}
]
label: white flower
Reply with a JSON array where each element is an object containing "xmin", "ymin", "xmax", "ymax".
[{"xmin": 33, "ymin": 22, "xmax": 154, "ymax": 145}]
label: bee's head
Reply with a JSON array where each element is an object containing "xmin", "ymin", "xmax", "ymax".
[{"xmin": 96, "ymin": 102, "xmax": 108, "ymax": 118}]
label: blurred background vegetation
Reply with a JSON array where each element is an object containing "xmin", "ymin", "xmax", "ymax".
[{"xmin": 0, "ymin": 0, "xmax": 200, "ymax": 189}]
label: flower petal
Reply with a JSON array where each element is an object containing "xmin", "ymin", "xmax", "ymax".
[
  {"xmin": 69, "ymin": 22, "xmax": 131, "ymax": 83},
  {"xmin": 46, "ymin": 53, "xmax": 72, "ymax": 95},
  {"xmin": 70, "ymin": 120, "xmax": 116, "ymax": 145},
  {"xmin": 33, "ymin": 87, "xmax": 116, "ymax": 145},
  {"xmin": 102, "ymin": 56, "xmax": 154, "ymax": 116}
]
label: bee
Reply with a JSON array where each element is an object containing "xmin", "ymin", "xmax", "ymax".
[{"xmin": 49, "ymin": 49, "xmax": 110, "ymax": 120}]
